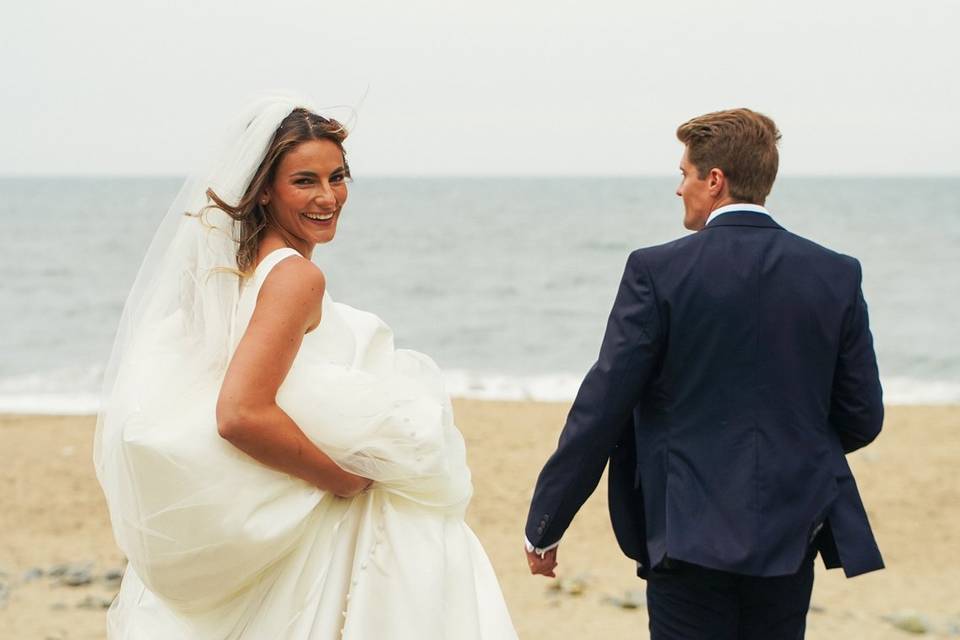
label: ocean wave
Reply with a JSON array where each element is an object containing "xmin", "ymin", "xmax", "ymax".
[
  {"xmin": 880, "ymin": 377, "xmax": 960, "ymax": 405},
  {"xmin": 0, "ymin": 365, "xmax": 104, "ymax": 415},
  {"xmin": 1, "ymin": 366, "xmax": 958, "ymax": 415}
]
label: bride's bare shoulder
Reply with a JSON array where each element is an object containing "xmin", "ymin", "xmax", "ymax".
[{"xmin": 257, "ymin": 254, "xmax": 326, "ymax": 311}]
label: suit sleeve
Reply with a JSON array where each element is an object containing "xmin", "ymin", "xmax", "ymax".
[
  {"xmin": 525, "ymin": 251, "xmax": 663, "ymax": 549},
  {"xmin": 829, "ymin": 259, "xmax": 884, "ymax": 453}
]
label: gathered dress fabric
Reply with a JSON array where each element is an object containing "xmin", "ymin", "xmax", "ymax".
[{"xmin": 99, "ymin": 247, "xmax": 517, "ymax": 639}]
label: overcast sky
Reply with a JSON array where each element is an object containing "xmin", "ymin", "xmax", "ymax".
[{"xmin": 2, "ymin": 0, "xmax": 957, "ymax": 176}]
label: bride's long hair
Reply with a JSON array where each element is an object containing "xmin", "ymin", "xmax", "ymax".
[{"xmin": 203, "ymin": 108, "xmax": 351, "ymax": 274}]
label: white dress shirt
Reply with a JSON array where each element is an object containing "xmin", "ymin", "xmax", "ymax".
[{"xmin": 706, "ymin": 203, "xmax": 771, "ymax": 226}]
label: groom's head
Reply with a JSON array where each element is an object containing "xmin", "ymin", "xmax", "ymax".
[{"xmin": 675, "ymin": 108, "xmax": 781, "ymax": 230}]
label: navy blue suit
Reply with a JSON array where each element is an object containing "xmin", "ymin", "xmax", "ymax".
[{"xmin": 526, "ymin": 211, "xmax": 883, "ymax": 597}]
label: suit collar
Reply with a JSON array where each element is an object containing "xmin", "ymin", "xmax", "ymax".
[{"xmin": 703, "ymin": 210, "xmax": 784, "ymax": 230}]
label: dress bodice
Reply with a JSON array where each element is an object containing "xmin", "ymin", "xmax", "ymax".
[{"xmin": 232, "ymin": 248, "xmax": 353, "ymax": 367}]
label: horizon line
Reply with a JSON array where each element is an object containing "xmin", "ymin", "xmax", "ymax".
[{"xmin": 2, "ymin": 172, "xmax": 959, "ymax": 180}]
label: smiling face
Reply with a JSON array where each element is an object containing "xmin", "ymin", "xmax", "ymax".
[{"xmin": 261, "ymin": 139, "xmax": 349, "ymax": 255}]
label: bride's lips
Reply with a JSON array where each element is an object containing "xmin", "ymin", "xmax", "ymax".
[{"xmin": 302, "ymin": 211, "xmax": 337, "ymax": 224}]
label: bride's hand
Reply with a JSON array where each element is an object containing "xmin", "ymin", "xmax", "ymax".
[{"xmin": 334, "ymin": 471, "xmax": 373, "ymax": 498}]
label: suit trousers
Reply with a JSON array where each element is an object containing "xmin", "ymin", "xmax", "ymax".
[{"xmin": 645, "ymin": 554, "xmax": 815, "ymax": 640}]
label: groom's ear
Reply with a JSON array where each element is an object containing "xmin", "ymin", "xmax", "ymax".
[{"xmin": 707, "ymin": 167, "xmax": 727, "ymax": 198}]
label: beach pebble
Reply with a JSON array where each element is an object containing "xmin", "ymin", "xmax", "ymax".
[
  {"xmin": 23, "ymin": 567, "xmax": 44, "ymax": 582},
  {"xmin": 103, "ymin": 567, "xmax": 124, "ymax": 585},
  {"xmin": 809, "ymin": 603, "xmax": 827, "ymax": 614},
  {"xmin": 77, "ymin": 594, "xmax": 114, "ymax": 610},
  {"xmin": 603, "ymin": 589, "xmax": 646, "ymax": 610},
  {"xmin": 545, "ymin": 572, "xmax": 591, "ymax": 597},
  {"xmin": 48, "ymin": 563, "xmax": 70, "ymax": 578},
  {"xmin": 562, "ymin": 573, "xmax": 590, "ymax": 596},
  {"xmin": 50, "ymin": 601, "xmax": 68, "ymax": 611},
  {"xmin": 61, "ymin": 568, "xmax": 93, "ymax": 587},
  {"xmin": 883, "ymin": 611, "xmax": 931, "ymax": 634},
  {"xmin": 561, "ymin": 577, "xmax": 586, "ymax": 596}
]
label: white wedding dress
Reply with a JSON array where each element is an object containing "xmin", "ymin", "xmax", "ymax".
[{"xmin": 102, "ymin": 247, "xmax": 517, "ymax": 639}]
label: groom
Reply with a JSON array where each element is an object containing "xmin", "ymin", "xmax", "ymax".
[{"xmin": 524, "ymin": 108, "xmax": 884, "ymax": 639}]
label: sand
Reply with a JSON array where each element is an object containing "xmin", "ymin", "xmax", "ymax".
[{"xmin": 1, "ymin": 402, "xmax": 958, "ymax": 639}]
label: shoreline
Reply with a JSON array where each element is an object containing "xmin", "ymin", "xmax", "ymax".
[
  {"xmin": 2, "ymin": 399, "xmax": 960, "ymax": 419},
  {"xmin": 2, "ymin": 402, "xmax": 959, "ymax": 638},
  {"xmin": 2, "ymin": 375, "xmax": 959, "ymax": 416}
]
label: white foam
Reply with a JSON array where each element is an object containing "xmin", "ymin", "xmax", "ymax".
[
  {"xmin": 0, "ymin": 367, "xmax": 957, "ymax": 415},
  {"xmin": 441, "ymin": 372, "xmax": 960, "ymax": 406},
  {"xmin": 881, "ymin": 377, "xmax": 960, "ymax": 405},
  {"xmin": 442, "ymin": 370, "xmax": 582, "ymax": 402},
  {"xmin": 0, "ymin": 393, "xmax": 101, "ymax": 415},
  {"xmin": 0, "ymin": 365, "xmax": 104, "ymax": 415}
]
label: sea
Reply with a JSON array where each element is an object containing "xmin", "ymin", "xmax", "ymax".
[{"xmin": 1, "ymin": 176, "xmax": 958, "ymax": 413}]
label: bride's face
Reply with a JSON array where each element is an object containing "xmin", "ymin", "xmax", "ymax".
[{"xmin": 263, "ymin": 139, "xmax": 349, "ymax": 249}]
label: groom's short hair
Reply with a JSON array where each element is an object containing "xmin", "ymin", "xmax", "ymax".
[{"xmin": 676, "ymin": 109, "xmax": 781, "ymax": 205}]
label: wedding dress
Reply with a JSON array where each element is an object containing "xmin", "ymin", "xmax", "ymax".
[{"xmin": 94, "ymin": 97, "xmax": 517, "ymax": 639}]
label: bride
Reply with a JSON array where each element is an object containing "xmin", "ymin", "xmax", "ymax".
[{"xmin": 94, "ymin": 97, "xmax": 517, "ymax": 639}]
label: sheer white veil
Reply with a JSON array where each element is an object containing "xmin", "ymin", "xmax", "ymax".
[
  {"xmin": 91, "ymin": 97, "xmax": 481, "ymax": 620},
  {"xmin": 93, "ymin": 95, "xmax": 315, "ymax": 485}
]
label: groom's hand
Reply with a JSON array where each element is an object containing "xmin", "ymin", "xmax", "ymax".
[{"xmin": 525, "ymin": 546, "xmax": 558, "ymax": 578}]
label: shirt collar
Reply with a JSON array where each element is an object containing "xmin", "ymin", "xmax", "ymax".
[{"xmin": 706, "ymin": 203, "xmax": 771, "ymax": 226}]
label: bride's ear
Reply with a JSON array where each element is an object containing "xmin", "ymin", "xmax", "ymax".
[{"xmin": 259, "ymin": 191, "xmax": 270, "ymax": 206}]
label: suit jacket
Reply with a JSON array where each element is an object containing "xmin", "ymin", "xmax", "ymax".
[{"xmin": 525, "ymin": 211, "xmax": 884, "ymax": 578}]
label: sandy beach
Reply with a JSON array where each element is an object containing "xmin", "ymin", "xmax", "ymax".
[{"xmin": 1, "ymin": 401, "xmax": 958, "ymax": 639}]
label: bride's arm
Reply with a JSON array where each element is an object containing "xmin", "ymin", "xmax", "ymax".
[{"xmin": 216, "ymin": 256, "xmax": 371, "ymax": 497}]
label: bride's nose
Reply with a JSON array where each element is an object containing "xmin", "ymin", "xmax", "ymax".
[{"xmin": 314, "ymin": 184, "xmax": 336, "ymax": 208}]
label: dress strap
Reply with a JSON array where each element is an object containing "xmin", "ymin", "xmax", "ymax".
[
  {"xmin": 230, "ymin": 248, "xmax": 304, "ymax": 350},
  {"xmin": 252, "ymin": 247, "xmax": 303, "ymax": 291}
]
